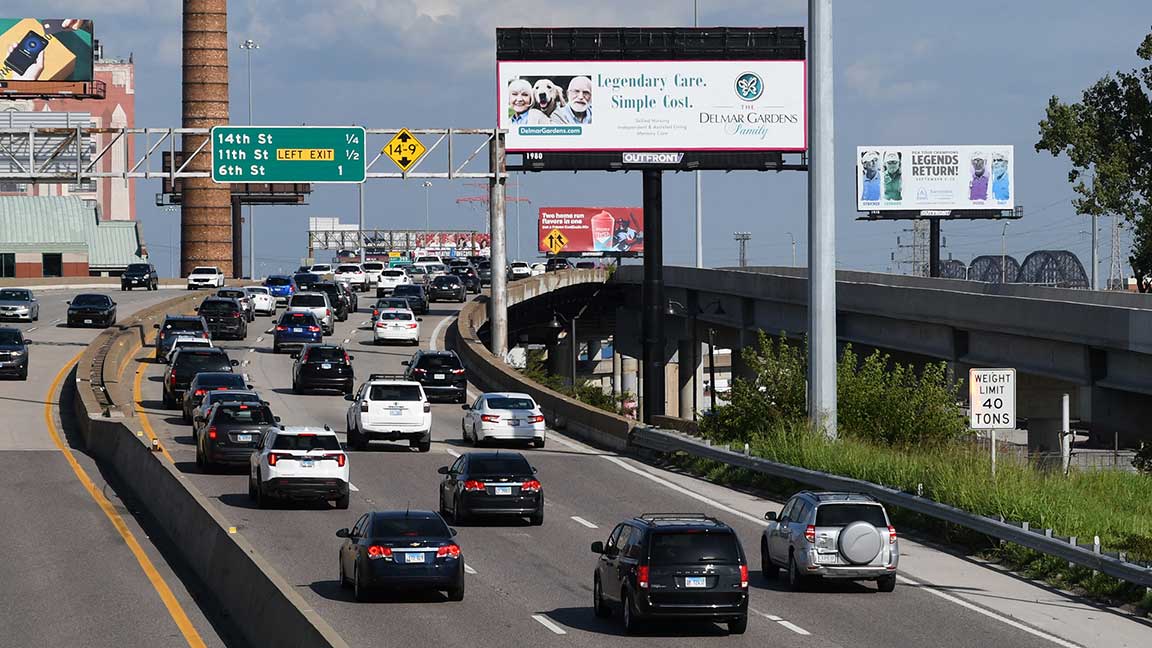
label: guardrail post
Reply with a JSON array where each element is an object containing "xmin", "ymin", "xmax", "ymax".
[
  {"xmin": 744, "ymin": 442, "xmax": 750, "ymax": 456},
  {"xmin": 1093, "ymin": 535, "xmax": 1101, "ymax": 575},
  {"xmin": 1068, "ymin": 536, "xmax": 1077, "ymax": 568}
]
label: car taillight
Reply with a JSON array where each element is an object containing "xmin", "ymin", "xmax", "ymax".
[
  {"xmin": 202, "ymin": 331, "xmax": 210, "ymax": 338},
  {"xmin": 805, "ymin": 525, "xmax": 816, "ymax": 544},
  {"xmin": 327, "ymin": 453, "xmax": 346, "ymax": 467},
  {"xmin": 344, "ymin": 353, "xmax": 351, "ymax": 364},
  {"xmin": 367, "ymin": 545, "xmax": 392, "ymax": 560},
  {"xmin": 267, "ymin": 452, "xmax": 281, "ymax": 466},
  {"xmin": 451, "ymin": 368, "xmax": 465, "ymax": 375},
  {"xmin": 739, "ymin": 564, "xmax": 749, "ymax": 588},
  {"xmin": 276, "ymin": 325, "xmax": 287, "ymax": 331},
  {"xmin": 481, "ymin": 414, "xmax": 500, "ymax": 423},
  {"xmin": 308, "ymin": 325, "xmax": 321, "ymax": 332},
  {"xmin": 436, "ymin": 544, "xmax": 461, "ymax": 559},
  {"xmin": 637, "ymin": 565, "xmax": 650, "ymax": 589},
  {"xmin": 413, "ymin": 368, "xmax": 427, "ymax": 374},
  {"xmin": 372, "ymin": 309, "xmax": 379, "ymax": 317},
  {"xmin": 169, "ymin": 373, "xmax": 177, "ymax": 385},
  {"xmin": 326, "ymin": 309, "xmax": 332, "ymax": 316},
  {"xmin": 407, "ymin": 323, "xmax": 418, "ymax": 329},
  {"xmin": 888, "ymin": 525, "xmax": 897, "ymax": 544},
  {"xmin": 194, "ymin": 388, "xmax": 206, "ymax": 397},
  {"xmin": 233, "ymin": 312, "xmax": 242, "ymax": 318},
  {"xmin": 207, "ymin": 426, "xmax": 217, "ymax": 440},
  {"xmin": 463, "ymin": 480, "xmax": 485, "ymax": 491},
  {"xmin": 423, "ymin": 402, "xmax": 430, "ymax": 413},
  {"xmin": 528, "ymin": 415, "xmax": 545, "ymax": 424},
  {"xmin": 521, "ymin": 479, "xmax": 541, "ymax": 493}
]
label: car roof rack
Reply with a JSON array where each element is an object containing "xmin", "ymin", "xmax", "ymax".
[
  {"xmin": 635, "ymin": 513, "xmax": 720, "ymax": 523},
  {"xmin": 367, "ymin": 373, "xmax": 409, "ymax": 381}
]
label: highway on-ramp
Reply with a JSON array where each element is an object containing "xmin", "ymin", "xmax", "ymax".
[
  {"xmin": 0, "ymin": 287, "xmax": 229, "ymax": 648},
  {"xmin": 132, "ymin": 294, "xmax": 1063, "ymax": 648}
]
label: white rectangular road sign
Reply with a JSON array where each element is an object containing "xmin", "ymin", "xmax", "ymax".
[{"xmin": 969, "ymin": 368, "xmax": 1016, "ymax": 429}]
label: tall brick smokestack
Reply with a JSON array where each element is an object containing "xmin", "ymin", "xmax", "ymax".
[{"xmin": 181, "ymin": 0, "xmax": 231, "ymax": 277}]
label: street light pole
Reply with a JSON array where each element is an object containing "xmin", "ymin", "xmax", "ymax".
[
  {"xmin": 240, "ymin": 38, "xmax": 259, "ymax": 278},
  {"xmin": 422, "ymin": 181, "xmax": 432, "ymax": 234},
  {"xmin": 693, "ymin": 0, "xmax": 703, "ymax": 270},
  {"xmin": 1000, "ymin": 222, "xmax": 1009, "ymax": 283},
  {"xmin": 786, "ymin": 231, "xmax": 796, "ymax": 267}
]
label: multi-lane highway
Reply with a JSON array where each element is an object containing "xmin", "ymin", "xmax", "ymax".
[
  {"xmin": 129, "ymin": 293, "xmax": 1062, "ymax": 648},
  {"xmin": 0, "ymin": 287, "xmax": 230, "ymax": 647}
]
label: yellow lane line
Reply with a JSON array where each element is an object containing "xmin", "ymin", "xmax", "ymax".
[{"xmin": 45, "ymin": 353, "xmax": 207, "ymax": 648}]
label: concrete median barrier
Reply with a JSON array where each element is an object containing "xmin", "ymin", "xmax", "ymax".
[
  {"xmin": 71, "ymin": 293, "xmax": 349, "ymax": 648},
  {"xmin": 447, "ymin": 270, "xmax": 636, "ymax": 452}
]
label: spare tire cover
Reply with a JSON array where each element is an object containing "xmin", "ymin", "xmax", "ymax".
[{"xmin": 838, "ymin": 521, "xmax": 882, "ymax": 565}]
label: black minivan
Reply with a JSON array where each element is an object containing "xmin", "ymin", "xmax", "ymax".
[{"xmin": 591, "ymin": 514, "xmax": 749, "ymax": 635}]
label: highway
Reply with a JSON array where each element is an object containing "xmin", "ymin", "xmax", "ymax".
[
  {"xmin": 0, "ymin": 287, "xmax": 230, "ymax": 648},
  {"xmin": 132, "ymin": 294, "xmax": 1060, "ymax": 648}
]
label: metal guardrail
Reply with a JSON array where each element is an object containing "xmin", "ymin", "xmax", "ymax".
[{"xmin": 631, "ymin": 427, "xmax": 1152, "ymax": 588}]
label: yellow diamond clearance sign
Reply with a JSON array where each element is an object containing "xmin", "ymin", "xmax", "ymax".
[
  {"xmin": 383, "ymin": 128, "xmax": 426, "ymax": 172},
  {"xmin": 543, "ymin": 229, "xmax": 568, "ymax": 254}
]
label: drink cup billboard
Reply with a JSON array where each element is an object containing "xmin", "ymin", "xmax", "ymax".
[
  {"xmin": 539, "ymin": 207, "xmax": 644, "ymax": 257},
  {"xmin": 857, "ymin": 145, "xmax": 1014, "ymax": 212},
  {"xmin": 0, "ymin": 19, "xmax": 94, "ymax": 82}
]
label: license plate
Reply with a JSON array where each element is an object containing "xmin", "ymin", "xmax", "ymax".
[
  {"xmin": 684, "ymin": 576, "xmax": 707, "ymax": 588},
  {"xmin": 405, "ymin": 552, "xmax": 425, "ymax": 564},
  {"xmin": 389, "ymin": 408, "xmax": 404, "ymax": 416},
  {"xmin": 508, "ymin": 419, "xmax": 520, "ymax": 426},
  {"xmin": 434, "ymin": 373, "xmax": 445, "ymax": 380},
  {"xmin": 816, "ymin": 553, "xmax": 841, "ymax": 564},
  {"xmin": 84, "ymin": 319, "xmax": 93, "ymax": 324},
  {"xmin": 292, "ymin": 327, "xmax": 302, "ymax": 332},
  {"xmin": 321, "ymin": 363, "xmax": 332, "ymax": 369},
  {"xmin": 494, "ymin": 486, "xmax": 512, "ymax": 496},
  {"xmin": 237, "ymin": 434, "xmax": 252, "ymax": 442},
  {"xmin": 301, "ymin": 458, "xmax": 314, "ymax": 467}
]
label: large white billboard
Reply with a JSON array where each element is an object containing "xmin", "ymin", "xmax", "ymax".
[
  {"xmin": 856, "ymin": 145, "xmax": 1014, "ymax": 212},
  {"xmin": 497, "ymin": 60, "xmax": 806, "ymax": 152}
]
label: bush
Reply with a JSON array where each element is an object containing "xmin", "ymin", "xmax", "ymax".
[
  {"xmin": 1133, "ymin": 442, "xmax": 1152, "ymax": 474},
  {"xmin": 520, "ymin": 348, "xmax": 626, "ymax": 416}
]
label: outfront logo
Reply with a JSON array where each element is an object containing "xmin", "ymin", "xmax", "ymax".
[{"xmin": 735, "ymin": 72, "xmax": 763, "ymax": 101}]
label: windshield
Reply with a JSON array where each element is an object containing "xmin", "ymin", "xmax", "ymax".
[
  {"xmin": 218, "ymin": 290, "xmax": 245, "ymax": 299},
  {"xmin": 650, "ymin": 532, "xmax": 741, "ymax": 564},
  {"xmin": 485, "ymin": 397, "xmax": 535, "ymax": 410},
  {"xmin": 194, "ymin": 373, "xmax": 246, "ymax": 388},
  {"xmin": 0, "ymin": 289, "xmax": 31, "ymax": 301},
  {"xmin": 71, "ymin": 295, "xmax": 109, "ymax": 307},
  {"xmin": 393, "ymin": 286, "xmax": 421, "ymax": 297},
  {"xmin": 369, "ymin": 384, "xmax": 422, "ymax": 401},
  {"xmin": 246, "ymin": 287, "xmax": 269, "ymax": 295},
  {"xmin": 126, "ymin": 264, "xmax": 151, "ymax": 273},
  {"xmin": 290, "ymin": 295, "xmax": 327, "ymax": 308},
  {"xmin": 205, "ymin": 391, "xmax": 260, "ymax": 406},
  {"xmin": 417, "ymin": 355, "xmax": 461, "ymax": 370},
  {"xmin": 272, "ymin": 434, "xmax": 341, "ymax": 451},
  {"xmin": 376, "ymin": 300, "xmax": 408, "ymax": 310},
  {"xmin": 176, "ymin": 353, "xmax": 232, "ymax": 374},
  {"xmin": 0, "ymin": 330, "xmax": 22, "ymax": 345},
  {"xmin": 370, "ymin": 515, "xmax": 450, "ymax": 538},
  {"xmin": 310, "ymin": 265, "xmax": 331, "ymax": 272},
  {"xmin": 265, "ymin": 276, "xmax": 292, "ymax": 286},
  {"xmin": 383, "ymin": 270, "xmax": 405, "ymax": 278},
  {"xmin": 279, "ymin": 312, "xmax": 318, "ymax": 326},
  {"xmin": 468, "ymin": 456, "xmax": 532, "ymax": 476},
  {"xmin": 363, "ymin": 263, "xmax": 384, "ymax": 271},
  {"xmin": 379, "ymin": 311, "xmax": 412, "ymax": 321},
  {"xmin": 408, "ymin": 267, "xmax": 427, "ymax": 275},
  {"xmin": 304, "ymin": 347, "xmax": 346, "ymax": 362},
  {"xmin": 199, "ymin": 301, "xmax": 238, "ymax": 314},
  {"xmin": 815, "ymin": 504, "xmax": 888, "ymax": 527},
  {"xmin": 416, "ymin": 256, "xmax": 439, "ymax": 264},
  {"xmin": 190, "ymin": 267, "xmax": 218, "ymax": 275},
  {"xmin": 432, "ymin": 277, "xmax": 459, "ymax": 287},
  {"xmin": 213, "ymin": 405, "xmax": 275, "ymax": 425},
  {"xmin": 163, "ymin": 319, "xmax": 204, "ymax": 332},
  {"xmin": 172, "ymin": 339, "xmax": 210, "ymax": 350},
  {"xmin": 337, "ymin": 265, "xmax": 361, "ymax": 272}
]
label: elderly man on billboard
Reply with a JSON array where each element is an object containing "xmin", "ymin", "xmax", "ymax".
[
  {"xmin": 992, "ymin": 152, "xmax": 1011, "ymax": 201},
  {"xmin": 883, "ymin": 151, "xmax": 902, "ymax": 201},
  {"xmin": 554, "ymin": 76, "xmax": 593, "ymax": 125},
  {"xmin": 860, "ymin": 150, "xmax": 881, "ymax": 201}
]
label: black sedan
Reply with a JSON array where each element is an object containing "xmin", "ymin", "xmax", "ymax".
[
  {"xmin": 392, "ymin": 284, "xmax": 429, "ymax": 314},
  {"xmin": 67, "ymin": 293, "xmax": 117, "ymax": 328},
  {"xmin": 292, "ymin": 344, "xmax": 355, "ymax": 394},
  {"xmin": 428, "ymin": 276, "xmax": 466, "ymax": 303},
  {"xmin": 337, "ymin": 510, "xmax": 465, "ymax": 602},
  {"xmin": 182, "ymin": 371, "xmax": 251, "ymax": 423},
  {"xmin": 437, "ymin": 452, "xmax": 543, "ymax": 525},
  {"xmin": 449, "ymin": 267, "xmax": 481, "ymax": 294},
  {"xmin": 196, "ymin": 400, "xmax": 279, "ymax": 471}
]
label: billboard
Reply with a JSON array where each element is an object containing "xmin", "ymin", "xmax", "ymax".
[
  {"xmin": 856, "ymin": 145, "xmax": 1014, "ymax": 212},
  {"xmin": 0, "ymin": 19, "xmax": 94, "ymax": 82},
  {"xmin": 498, "ymin": 61, "xmax": 805, "ymax": 152},
  {"xmin": 538, "ymin": 207, "xmax": 643, "ymax": 257}
]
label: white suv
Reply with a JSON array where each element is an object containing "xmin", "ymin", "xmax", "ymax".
[
  {"xmin": 345, "ymin": 375, "xmax": 431, "ymax": 452},
  {"xmin": 334, "ymin": 264, "xmax": 368, "ymax": 292},
  {"xmin": 509, "ymin": 262, "xmax": 532, "ymax": 280},
  {"xmin": 362, "ymin": 261, "xmax": 386, "ymax": 288},
  {"xmin": 187, "ymin": 266, "xmax": 225, "ymax": 289},
  {"xmin": 374, "ymin": 269, "xmax": 411, "ymax": 297},
  {"xmin": 249, "ymin": 425, "xmax": 350, "ymax": 509},
  {"xmin": 308, "ymin": 263, "xmax": 334, "ymax": 280}
]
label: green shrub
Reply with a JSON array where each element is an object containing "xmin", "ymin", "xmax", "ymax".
[{"xmin": 1133, "ymin": 442, "xmax": 1152, "ymax": 474}]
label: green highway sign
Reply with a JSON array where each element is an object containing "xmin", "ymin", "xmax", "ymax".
[{"xmin": 210, "ymin": 126, "xmax": 366, "ymax": 183}]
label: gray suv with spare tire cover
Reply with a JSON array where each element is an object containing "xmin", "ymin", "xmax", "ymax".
[{"xmin": 761, "ymin": 491, "xmax": 899, "ymax": 592}]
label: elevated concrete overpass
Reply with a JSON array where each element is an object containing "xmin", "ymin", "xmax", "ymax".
[{"xmin": 605, "ymin": 266, "xmax": 1152, "ymax": 445}]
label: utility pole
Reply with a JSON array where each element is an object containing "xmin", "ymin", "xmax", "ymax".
[
  {"xmin": 1001, "ymin": 221, "xmax": 1010, "ymax": 284},
  {"xmin": 785, "ymin": 231, "xmax": 796, "ymax": 267},
  {"xmin": 422, "ymin": 181, "xmax": 432, "ymax": 233},
  {"xmin": 1091, "ymin": 213, "xmax": 1099, "ymax": 290},
  {"xmin": 734, "ymin": 231, "xmax": 751, "ymax": 267},
  {"xmin": 1107, "ymin": 215, "xmax": 1122, "ymax": 290},
  {"xmin": 240, "ymin": 38, "xmax": 259, "ymax": 277},
  {"xmin": 694, "ymin": 0, "xmax": 703, "ymax": 270}
]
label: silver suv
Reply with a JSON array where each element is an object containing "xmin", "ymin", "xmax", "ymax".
[{"xmin": 761, "ymin": 491, "xmax": 898, "ymax": 592}]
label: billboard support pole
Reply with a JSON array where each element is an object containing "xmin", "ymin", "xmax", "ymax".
[
  {"xmin": 641, "ymin": 169, "xmax": 665, "ymax": 425},
  {"xmin": 489, "ymin": 130, "xmax": 508, "ymax": 359},
  {"xmin": 808, "ymin": 0, "xmax": 837, "ymax": 439},
  {"xmin": 929, "ymin": 219, "xmax": 941, "ymax": 278}
]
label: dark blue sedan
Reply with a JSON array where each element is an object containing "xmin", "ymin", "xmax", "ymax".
[
  {"xmin": 337, "ymin": 510, "xmax": 464, "ymax": 602},
  {"xmin": 272, "ymin": 310, "xmax": 322, "ymax": 354}
]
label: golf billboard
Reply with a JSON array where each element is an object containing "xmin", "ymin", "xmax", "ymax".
[
  {"xmin": 0, "ymin": 19, "xmax": 94, "ymax": 82},
  {"xmin": 538, "ymin": 207, "xmax": 643, "ymax": 257},
  {"xmin": 856, "ymin": 145, "xmax": 1015, "ymax": 213}
]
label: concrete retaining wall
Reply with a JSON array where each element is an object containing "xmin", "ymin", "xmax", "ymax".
[
  {"xmin": 446, "ymin": 270, "xmax": 637, "ymax": 453},
  {"xmin": 72, "ymin": 293, "xmax": 348, "ymax": 648}
]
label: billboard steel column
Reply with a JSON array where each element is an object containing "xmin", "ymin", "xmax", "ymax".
[
  {"xmin": 929, "ymin": 219, "xmax": 941, "ymax": 278},
  {"xmin": 488, "ymin": 130, "xmax": 508, "ymax": 358},
  {"xmin": 642, "ymin": 169, "xmax": 665, "ymax": 424},
  {"xmin": 808, "ymin": 0, "xmax": 837, "ymax": 439}
]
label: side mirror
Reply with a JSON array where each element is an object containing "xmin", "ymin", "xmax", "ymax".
[
  {"xmin": 437, "ymin": 466, "xmax": 450, "ymax": 475},
  {"xmin": 347, "ymin": 355, "xmax": 355, "ymax": 361},
  {"xmin": 274, "ymin": 416, "xmax": 281, "ymax": 423},
  {"xmin": 230, "ymin": 359, "xmax": 239, "ymax": 367},
  {"xmin": 590, "ymin": 541, "xmax": 605, "ymax": 554},
  {"xmin": 401, "ymin": 360, "xmax": 409, "ymax": 366},
  {"xmin": 532, "ymin": 466, "xmax": 538, "ymax": 474},
  {"xmin": 765, "ymin": 511, "xmax": 778, "ymax": 522},
  {"xmin": 335, "ymin": 528, "xmax": 351, "ymax": 539},
  {"xmin": 460, "ymin": 404, "xmax": 470, "ymax": 410},
  {"xmin": 111, "ymin": 302, "xmax": 117, "ymax": 306},
  {"xmin": 194, "ymin": 415, "xmax": 204, "ymax": 422},
  {"xmin": 449, "ymin": 528, "xmax": 458, "ymax": 537},
  {"xmin": 246, "ymin": 384, "xmax": 254, "ymax": 390},
  {"xmin": 153, "ymin": 323, "xmax": 160, "ymax": 329},
  {"xmin": 66, "ymin": 300, "xmax": 71, "ymax": 305},
  {"xmin": 416, "ymin": 318, "xmax": 423, "ymax": 322},
  {"xmin": 343, "ymin": 394, "xmax": 355, "ymax": 401},
  {"xmin": 290, "ymin": 352, "xmax": 299, "ymax": 359}
]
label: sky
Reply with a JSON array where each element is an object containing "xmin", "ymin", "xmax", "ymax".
[{"xmin": 12, "ymin": 1, "xmax": 1152, "ymax": 278}]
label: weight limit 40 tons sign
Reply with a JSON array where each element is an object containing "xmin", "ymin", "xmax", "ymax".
[
  {"xmin": 969, "ymin": 368, "xmax": 1015, "ymax": 429},
  {"xmin": 210, "ymin": 126, "xmax": 366, "ymax": 183}
]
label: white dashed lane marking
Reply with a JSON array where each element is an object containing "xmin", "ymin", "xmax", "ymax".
[
  {"xmin": 531, "ymin": 614, "xmax": 567, "ymax": 635},
  {"xmin": 464, "ymin": 564, "xmax": 477, "ymax": 575},
  {"xmin": 445, "ymin": 448, "xmax": 461, "ymax": 458},
  {"xmin": 570, "ymin": 516, "xmax": 598, "ymax": 529},
  {"xmin": 349, "ymin": 483, "xmax": 359, "ymax": 492}
]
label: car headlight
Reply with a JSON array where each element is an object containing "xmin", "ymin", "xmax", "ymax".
[{"xmin": 12, "ymin": 350, "xmax": 26, "ymax": 356}]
